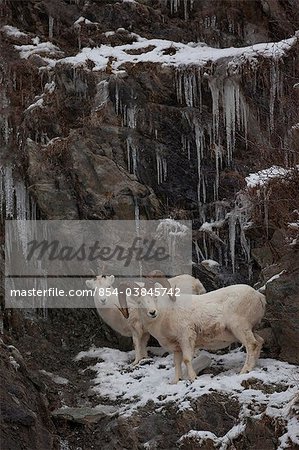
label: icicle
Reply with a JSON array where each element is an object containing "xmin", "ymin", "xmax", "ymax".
[
  {"xmin": 208, "ymin": 78, "xmax": 220, "ymax": 145},
  {"xmin": 4, "ymin": 166, "xmax": 15, "ymax": 218},
  {"xmin": 222, "ymin": 79, "xmax": 248, "ymax": 165},
  {"xmin": 115, "ymin": 83, "xmax": 120, "ymax": 115},
  {"xmin": 156, "ymin": 153, "xmax": 167, "ymax": 184},
  {"xmin": 95, "ymin": 80, "xmax": 109, "ymax": 111},
  {"xmin": 15, "ymin": 179, "xmax": 32, "ymax": 256},
  {"xmin": 263, "ymin": 188, "xmax": 270, "ymax": 239},
  {"xmin": 194, "ymin": 239, "xmax": 204, "ymax": 263},
  {"xmin": 214, "ymin": 144, "xmax": 223, "ymax": 200},
  {"xmin": 3, "ymin": 117, "xmax": 10, "ymax": 144},
  {"xmin": 170, "ymin": 0, "xmax": 179, "ymax": 14},
  {"xmin": 228, "ymin": 211, "xmax": 237, "ymax": 273},
  {"xmin": 169, "ymin": 0, "xmax": 193, "ymax": 20},
  {"xmin": 123, "ymin": 105, "xmax": 137, "ymax": 129},
  {"xmin": 269, "ymin": 61, "xmax": 281, "ymax": 133},
  {"xmin": 48, "ymin": 16, "xmax": 54, "ymax": 39},
  {"xmin": 126, "ymin": 137, "xmax": 138, "ymax": 176},
  {"xmin": 183, "ymin": 0, "xmax": 188, "ymax": 20},
  {"xmin": 193, "ymin": 119, "xmax": 204, "ymax": 206}
]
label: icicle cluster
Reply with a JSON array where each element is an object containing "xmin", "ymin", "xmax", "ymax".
[
  {"xmin": 209, "ymin": 77, "xmax": 248, "ymax": 165},
  {"xmin": 156, "ymin": 218, "xmax": 189, "ymax": 266},
  {"xmin": 1, "ymin": 166, "xmax": 48, "ymax": 316},
  {"xmin": 169, "ymin": 0, "xmax": 194, "ymax": 20},
  {"xmin": 0, "ymin": 166, "xmax": 34, "ymax": 250},
  {"xmin": 156, "ymin": 153, "xmax": 167, "ymax": 185},
  {"xmin": 227, "ymin": 192, "xmax": 252, "ymax": 275},
  {"xmin": 175, "ymin": 68, "xmax": 202, "ymax": 109}
]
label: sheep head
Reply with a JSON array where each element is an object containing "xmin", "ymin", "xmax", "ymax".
[
  {"xmin": 86, "ymin": 274, "xmax": 115, "ymax": 306},
  {"xmin": 118, "ymin": 282, "xmax": 159, "ymax": 319}
]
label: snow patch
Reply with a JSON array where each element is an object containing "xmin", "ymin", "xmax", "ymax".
[
  {"xmin": 2, "ymin": 25, "xmax": 27, "ymax": 38},
  {"xmin": 75, "ymin": 346, "xmax": 299, "ymax": 429},
  {"xmin": 246, "ymin": 166, "xmax": 292, "ymax": 188},
  {"xmin": 74, "ymin": 16, "xmax": 94, "ymax": 25}
]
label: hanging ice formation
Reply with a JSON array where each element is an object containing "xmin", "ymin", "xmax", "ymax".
[
  {"xmin": 227, "ymin": 192, "xmax": 252, "ymax": 275},
  {"xmin": 175, "ymin": 68, "xmax": 202, "ymax": 109},
  {"xmin": 48, "ymin": 16, "xmax": 54, "ymax": 39},
  {"xmin": 156, "ymin": 152, "xmax": 167, "ymax": 185},
  {"xmin": 94, "ymin": 80, "xmax": 109, "ymax": 111},
  {"xmin": 155, "ymin": 219, "xmax": 189, "ymax": 272},
  {"xmin": 208, "ymin": 77, "xmax": 248, "ymax": 166},
  {"xmin": 269, "ymin": 61, "xmax": 283, "ymax": 134},
  {"xmin": 169, "ymin": 0, "xmax": 194, "ymax": 20},
  {"xmin": 0, "ymin": 165, "xmax": 48, "ymax": 315},
  {"xmin": 113, "ymin": 81, "xmax": 140, "ymax": 179},
  {"xmin": 126, "ymin": 136, "xmax": 138, "ymax": 176}
]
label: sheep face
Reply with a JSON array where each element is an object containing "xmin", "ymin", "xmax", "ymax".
[
  {"xmin": 135, "ymin": 293, "xmax": 159, "ymax": 319},
  {"xmin": 118, "ymin": 281, "xmax": 159, "ymax": 319},
  {"xmin": 86, "ymin": 275, "xmax": 115, "ymax": 306}
]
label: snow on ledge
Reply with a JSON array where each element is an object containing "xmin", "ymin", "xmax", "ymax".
[
  {"xmin": 14, "ymin": 41, "xmax": 63, "ymax": 60},
  {"xmin": 54, "ymin": 33, "xmax": 298, "ymax": 72},
  {"xmin": 258, "ymin": 270, "xmax": 286, "ymax": 292},
  {"xmin": 245, "ymin": 165, "xmax": 298, "ymax": 188}
]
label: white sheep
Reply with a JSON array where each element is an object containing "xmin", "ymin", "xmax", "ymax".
[
  {"xmin": 118, "ymin": 283, "xmax": 266, "ymax": 383},
  {"xmin": 86, "ymin": 273, "xmax": 205, "ymax": 365}
]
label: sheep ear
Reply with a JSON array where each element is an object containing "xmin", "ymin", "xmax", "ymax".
[
  {"xmin": 109, "ymin": 275, "xmax": 115, "ymax": 284},
  {"xmin": 86, "ymin": 279, "xmax": 95, "ymax": 289},
  {"xmin": 153, "ymin": 282, "xmax": 176, "ymax": 301}
]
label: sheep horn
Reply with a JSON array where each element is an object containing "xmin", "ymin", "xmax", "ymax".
[
  {"xmin": 144, "ymin": 270, "xmax": 176, "ymax": 302},
  {"xmin": 117, "ymin": 282, "xmax": 141, "ymax": 319},
  {"xmin": 97, "ymin": 263, "xmax": 107, "ymax": 276}
]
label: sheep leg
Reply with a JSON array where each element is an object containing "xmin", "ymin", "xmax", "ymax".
[
  {"xmin": 140, "ymin": 332, "xmax": 150, "ymax": 359},
  {"xmin": 253, "ymin": 333, "xmax": 264, "ymax": 361},
  {"xmin": 171, "ymin": 351, "xmax": 183, "ymax": 384},
  {"xmin": 132, "ymin": 332, "xmax": 143, "ymax": 365},
  {"xmin": 181, "ymin": 340, "xmax": 197, "ymax": 382},
  {"xmin": 231, "ymin": 326, "xmax": 262, "ymax": 373}
]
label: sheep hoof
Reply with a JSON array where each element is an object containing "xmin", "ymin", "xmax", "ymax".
[
  {"xmin": 132, "ymin": 359, "xmax": 141, "ymax": 366},
  {"xmin": 188, "ymin": 376, "xmax": 197, "ymax": 383},
  {"xmin": 170, "ymin": 379, "xmax": 180, "ymax": 384},
  {"xmin": 240, "ymin": 367, "xmax": 250, "ymax": 374}
]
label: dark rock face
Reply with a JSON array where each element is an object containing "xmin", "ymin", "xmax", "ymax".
[
  {"xmin": 0, "ymin": 341, "xmax": 57, "ymax": 450},
  {"xmin": 265, "ymin": 249, "xmax": 299, "ymax": 364}
]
